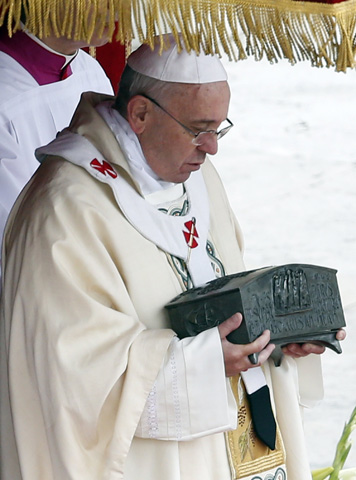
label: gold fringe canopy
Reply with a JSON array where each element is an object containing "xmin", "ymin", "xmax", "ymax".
[
  {"xmin": 1, "ymin": 0, "xmax": 356, "ymax": 71},
  {"xmin": 0, "ymin": 0, "xmax": 130, "ymax": 44},
  {"xmin": 130, "ymin": 0, "xmax": 356, "ymax": 72}
]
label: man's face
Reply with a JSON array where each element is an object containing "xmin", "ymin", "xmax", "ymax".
[{"xmin": 138, "ymin": 81, "xmax": 230, "ymax": 184}]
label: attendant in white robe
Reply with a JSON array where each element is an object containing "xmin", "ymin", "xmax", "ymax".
[
  {"xmin": 0, "ymin": 34, "xmax": 345, "ymax": 480},
  {"xmin": 0, "ymin": 15, "xmax": 114, "ymax": 268}
]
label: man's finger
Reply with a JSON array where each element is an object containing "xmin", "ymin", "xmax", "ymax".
[
  {"xmin": 243, "ymin": 330, "xmax": 271, "ymax": 356},
  {"xmin": 218, "ymin": 313, "xmax": 243, "ymax": 339}
]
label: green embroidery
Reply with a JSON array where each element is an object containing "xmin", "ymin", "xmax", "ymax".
[{"xmin": 159, "ymin": 199, "xmax": 189, "ymax": 217}]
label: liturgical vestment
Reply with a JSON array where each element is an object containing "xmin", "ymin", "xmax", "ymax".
[{"xmin": 0, "ymin": 101, "xmax": 323, "ymax": 480}]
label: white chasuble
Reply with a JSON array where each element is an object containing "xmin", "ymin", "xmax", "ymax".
[
  {"xmin": 23, "ymin": 102, "xmax": 322, "ymax": 480},
  {"xmin": 37, "ymin": 127, "xmax": 287, "ymax": 480}
]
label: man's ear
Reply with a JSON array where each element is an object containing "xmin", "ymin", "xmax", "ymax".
[{"xmin": 127, "ymin": 96, "xmax": 151, "ymax": 134}]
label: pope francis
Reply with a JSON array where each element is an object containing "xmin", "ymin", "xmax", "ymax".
[{"xmin": 0, "ymin": 34, "xmax": 339, "ymax": 480}]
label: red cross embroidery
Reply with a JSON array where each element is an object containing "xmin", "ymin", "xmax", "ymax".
[
  {"xmin": 90, "ymin": 158, "xmax": 118, "ymax": 179},
  {"xmin": 183, "ymin": 217, "xmax": 199, "ymax": 249}
]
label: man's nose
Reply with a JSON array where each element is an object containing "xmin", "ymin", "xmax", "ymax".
[{"xmin": 197, "ymin": 134, "xmax": 218, "ymax": 155}]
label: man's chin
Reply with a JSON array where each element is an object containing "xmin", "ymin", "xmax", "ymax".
[
  {"xmin": 188, "ymin": 163, "xmax": 203, "ymax": 172},
  {"xmin": 164, "ymin": 165, "xmax": 204, "ymax": 184},
  {"xmin": 167, "ymin": 172, "xmax": 192, "ymax": 184}
]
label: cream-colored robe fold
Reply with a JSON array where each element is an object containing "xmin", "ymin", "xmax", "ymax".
[{"xmin": 0, "ymin": 102, "xmax": 321, "ymax": 480}]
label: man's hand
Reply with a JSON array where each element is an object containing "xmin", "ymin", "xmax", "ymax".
[
  {"xmin": 218, "ymin": 313, "xmax": 275, "ymax": 377},
  {"xmin": 282, "ymin": 328, "xmax": 347, "ymax": 358}
]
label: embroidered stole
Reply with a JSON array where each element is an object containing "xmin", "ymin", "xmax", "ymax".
[{"xmin": 37, "ymin": 131, "xmax": 216, "ymax": 287}]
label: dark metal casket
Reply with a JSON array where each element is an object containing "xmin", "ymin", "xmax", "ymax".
[{"xmin": 165, "ymin": 264, "xmax": 346, "ymax": 366}]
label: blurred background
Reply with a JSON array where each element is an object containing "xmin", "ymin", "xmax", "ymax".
[{"xmin": 216, "ymin": 56, "xmax": 356, "ymax": 470}]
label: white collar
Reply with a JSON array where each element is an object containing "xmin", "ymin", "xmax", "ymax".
[{"xmin": 96, "ymin": 105, "xmax": 177, "ymax": 196}]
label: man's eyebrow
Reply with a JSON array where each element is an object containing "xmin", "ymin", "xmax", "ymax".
[{"xmin": 190, "ymin": 118, "xmax": 223, "ymax": 127}]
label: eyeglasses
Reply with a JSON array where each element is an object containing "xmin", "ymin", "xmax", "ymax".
[{"xmin": 141, "ymin": 94, "xmax": 233, "ymax": 146}]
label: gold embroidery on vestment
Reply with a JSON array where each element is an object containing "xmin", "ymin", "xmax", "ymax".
[{"xmin": 226, "ymin": 375, "xmax": 286, "ymax": 479}]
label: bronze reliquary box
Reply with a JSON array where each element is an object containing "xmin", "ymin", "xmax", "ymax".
[{"xmin": 165, "ymin": 264, "xmax": 346, "ymax": 366}]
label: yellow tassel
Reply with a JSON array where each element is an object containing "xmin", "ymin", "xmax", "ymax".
[
  {"xmin": 89, "ymin": 46, "xmax": 96, "ymax": 58},
  {"xmin": 1, "ymin": 0, "xmax": 356, "ymax": 71}
]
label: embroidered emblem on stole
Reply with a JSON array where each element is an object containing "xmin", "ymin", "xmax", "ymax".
[
  {"xmin": 161, "ymin": 200, "xmax": 225, "ymax": 289},
  {"xmin": 90, "ymin": 158, "xmax": 118, "ymax": 178},
  {"xmin": 183, "ymin": 217, "xmax": 199, "ymax": 249}
]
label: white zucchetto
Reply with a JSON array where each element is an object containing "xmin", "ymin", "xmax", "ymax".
[{"xmin": 127, "ymin": 33, "xmax": 228, "ymax": 84}]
